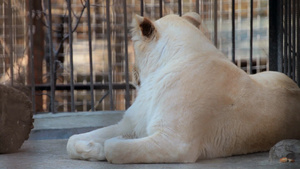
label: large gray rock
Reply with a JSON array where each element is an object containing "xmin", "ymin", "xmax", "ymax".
[
  {"xmin": 0, "ymin": 84, "xmax": 34, "ymax": 153},
  {"xmin": 269, "ymin": 139, "xmax": 300, "ymax": 161}
]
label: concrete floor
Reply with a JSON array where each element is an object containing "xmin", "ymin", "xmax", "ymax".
[{"xmin": 1, "ymin": 140, "xmax": 299, "ymax": 169}]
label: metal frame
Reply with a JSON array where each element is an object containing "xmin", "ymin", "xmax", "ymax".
[
  {"xmin": 269, "ymin": 0, "xmax": 300, "ymax": 86},
  {"xmin": 27, "ymin": 0, "xmax": 190, "ymax": 113},
  {"xmin": 25, "ymin": 0, "xmax": 278, "ymax": 113}
]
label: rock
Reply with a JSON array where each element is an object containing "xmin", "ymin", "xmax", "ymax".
[
  {"xmin": 269, "ymin": 139, "xmax": 300, "ymax": 161},
  {"xmin": 0, "ymin": 84, "xmax": 34, "ymax": 153}
]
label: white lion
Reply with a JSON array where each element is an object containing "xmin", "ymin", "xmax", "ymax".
[{"xmin": 67, "ymin": 12, "xmax": 300, "ymax": 163}]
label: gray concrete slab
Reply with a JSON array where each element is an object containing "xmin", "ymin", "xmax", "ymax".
[
  {"xmin": 1, "ymin": 139, "xmax": 299, "ymax": 169},
  {"xmin": 33, "ymin": 111, "xmax": 124, "ymax": 130},
  {"xmin": 30, "ymin": 111, "xmax": 123, "ymax": 140}
]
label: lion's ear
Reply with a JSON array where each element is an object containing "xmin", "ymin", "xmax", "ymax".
[
  {"xmin": 133, "ymin": 15, "xmax": 156, "ymax": 38},
  {"xmin": 182, "ymin": 12, "xmax": 201, "ymax": 28}
]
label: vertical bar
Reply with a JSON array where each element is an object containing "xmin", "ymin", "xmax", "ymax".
[
  {"xmin": 123, "ymin": 0, "xmax": 130, "ymax": 109},
  {"xmin": 159, "ymin": 0, "xmax": 163, "ymax": 18},
  {"xmin": 196, "ymin": 0, "xmax": 199, "ymax": 14},
  {"xmin": 47, "ymin": 0, "xmax": 55, "ymax": 113},
  {"xmin": 67, "ymin": 0, "xmax": 75, "ymax": 112},
  {"xmin": 28, "ymin": 0, "xmax": 36, "ymax": 114},
  {"xmin": 1, "ymin": 2, "xmax": 3, "ymax": 58},
  {"xmin": 288, "ymin": 0, "xmax": 292, "ymax": 77},
  {"xmin": 8, "ymin": 0, "xmax": 13, "ymax": 86},
  {"xmin": 106, "ymin": 0, "xmax": 114, "ymax": 110},
  {"xmin": 249, "ymin": 0, "xmax": 253, "ymax": 74},
  {"xmin": 284, "ymin": 0, "xmax": 288, "ymax": 74},
  {"xmin": 232, "ymin": 0, "xmax": 235, "ymax": 62},
  {"xmin": 279, "ymin": 0, "xmax": 284, "ymax": 72},
  {"xmin": 293, "ymin": 0, "xmax": 296, "ymax": 80},
  {"xmin": 140, "ymin": 0, "xmax": 144, "ymax": 16},
  {"xmin": 269, "ymin": 0, "xmax": 282, "ymax": 71},
  {"xmin": 178, "ymin": 0, "xmax": 182, "ymax": 16},
  {"xmin": 214, "ymin": 0, "xmax": 218, "ymax": 47},
  {"xmin": 86, "ymin": 0, "xmax": 95, "ymax": 111},
  {"xmin": 297, "ymin": 1, "xmax": 300, "ymax": 87}
]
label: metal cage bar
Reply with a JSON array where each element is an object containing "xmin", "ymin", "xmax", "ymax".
[
  {"xmin": 269, "ymin": 0, "xmax": 281, "ymax": 72},
  {"xmin": 249, "ymin": 0, "xmax": 253, "ymax": 74},
  {"xmin": 140, "ymin": 0, "xmax": 144, "ymax": 16},
  {"xmin": 28, "ymin": 0, "xmax": 36, "ymax": 114},
  {"xmin": 288, "ymin": 0, "xmax": 292, "ymax": 77},
  {"xmin": 232, "ymin": 0, "xmax": 235, "ymax": 63},
  {"xmin": 47, "ymin": 0, "xmax": 56, "ymax": 113},
  {"xmin": 8, "ymin": 0, "xmax": 13, "ymax": 86},
  {"xmin": 67, "ymin": 0, "xmax": 75, "ymax": 112},
  {"xmin": 196, "ymin": 0, "xmax": 199, "ymax": 14},
  {"xmin": 284, "ymin": 0, "xmax": 288, "ymax": 74},
  {"xmin": 178, "ymin": 0, "xmax": 182, "ymax": 16},
  {"xmin": 292, "ymin": 0, "xmax": 296, "ymax": 81},
  {"xmin": 279, "ymin": 0, "xmax": 284, "ymax": 73},
  {"xmin": 159, "ymin": 0, "xmax": 163, "ymax": 17},
  {"xmin": 106, "ymin": 0, "xmax": 114, "ymax": 110},
  {"xmin": 34, "ymin": 83, "xmax": 135, "ymax": 91},
  {"xmin": 214, "ymin": 0, "xmax": 218, "ymax": 48},
  {"xmin": 123, "ymin": 0, "xmax": 130, "ymax": 109},
  {"xmin": 86, "ymin": 0, "xmax": 95, "ymax": 111},
  {"xmin": 297, "ymin": 0, "xmax": 300, "ymax": 86}
]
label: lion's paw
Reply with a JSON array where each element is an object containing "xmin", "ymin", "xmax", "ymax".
[{"xmin": 67, "ymin": 135, "xmax": 105, "ymax": 161}]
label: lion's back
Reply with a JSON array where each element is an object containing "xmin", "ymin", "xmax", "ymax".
[{"xmin": 250, "ymin": 71, "xmax": 299, "ymax": 90}]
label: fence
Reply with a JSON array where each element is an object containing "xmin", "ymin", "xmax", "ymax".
[
  {"xmin": 269, "ymin": 0, "xmax": 300, "ymax": 84},
  {"xmin": 0, "ymin": 0, "xmax": 282, "ymax": 114}
]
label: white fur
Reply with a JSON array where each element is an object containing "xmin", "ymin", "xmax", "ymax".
[{"xmin": 67, "ymin": 13, "xmax": 300, "ymax": 163}]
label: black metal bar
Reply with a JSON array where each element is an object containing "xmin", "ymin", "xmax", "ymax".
[
  {"xmin": 106, "ymin": 0, "xmax": 114, "ymax": 110},
  {"xmin": 249, "ymin": 0, "xmax": 253, "ymax": 74},
  {"xmin": 33, "ymin": 83, "xmax": 136, "ymax": 91},
  {"xmin": 140, "ymin": 0, "xmax": 144, "ymax": 16},
  {"xmin": 8, "ymin": 0, "xmax": 13, "ymax": 86},
  {"xmin": 297, "ymin": 1, "xmax": 300, "ymax": 87},
  {"xmin": 178, "ymin": 0, "xmax": 182, "ymax": 16},
  {"xmin": 159, "ymin": 0, "xmax": 163, "ymax": 18},
  {"xmin": 196, "ymin": 0, "xmax": 199, "ymax": 14},
  {"xmin": 86, "ymin": 0, "xmax": 95, "ymax": 111},
  {"xmin": 47, "ymin": 0, "xmax": 56, "ymax": 113},
  {"xmin": 284, "ymin": 0, "xmax": 288, "ymax": 74},
  {"xmin": 28, "ymin": 0, "xmax": 36, "ymax": 114},
  {"xmin": 123, "ymin": 0, "xmax": 130, "ymax": 109},
  {"xmin": 67, "ymin": 0, "xmax": 75, "ymax": 112},
  {"xmin": 214, "ymin": 0, "xmax": 218, "ymax": 47},
  {"xmin": 293, "ymin": 0, "xmax": 296, "ymax": 80},
  {"xmin": 279, "ymin": 0, "xmax": 284, "ymax": 72},
  {"xmin": 232, "ymin": 0, "xmax": 235, "ymax": 62},
  {"xmin": 269, "ymin": 0, "xmax": 277, "ymax": 71},
  {"xmin": 269, "ymin": 0, "xmax": 281, "ymax": 71},
  {"xmin": 288, "ymin": 0, "xmax": 292, "ymax": 77}
]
